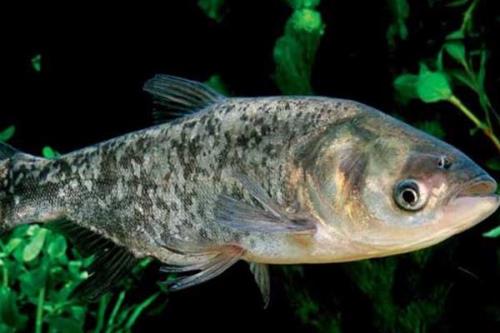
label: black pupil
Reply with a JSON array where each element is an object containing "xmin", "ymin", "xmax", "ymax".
[{"xmin": 402, "ymin": 189, "xmax": 417, "ymax": 205}]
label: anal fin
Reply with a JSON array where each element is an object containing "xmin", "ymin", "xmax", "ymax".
[
  {"xmin": 48, "ymin": 219, "xmax": 138, "ymax": 302},
  {"xmin": 249, "ymin": 263, "xmax": 270, "ymax": 308}
]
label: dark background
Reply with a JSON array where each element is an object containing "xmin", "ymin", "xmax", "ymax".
[{"xmin": 1, "ymin": 1, "xmax": 500, "ymax": 332}]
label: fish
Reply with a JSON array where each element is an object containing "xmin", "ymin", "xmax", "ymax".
[{"xmin": 0, "ymin": 74, "xmax": 498, "ymax": 305}]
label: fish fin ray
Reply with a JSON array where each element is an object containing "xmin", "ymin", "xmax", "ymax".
[
  {"xmin": 47, "ymin": 219, "xmax": 109, "ymax": 256},
  {"xmin": 215, "ymin": 195, "xmax": 314, "ymax": 233},
  {"xmin": 214, "ymin": 174, "xmax": 317, "ymax": 234},
  {"xmin": 249, "ymin": 263, "xmax": 270, "ymax": 308},
  {"xmin": 161, "ymin": 246, "xmax": 244, "ymax": 291},
  {"xmin": 47, "ymin": 219, "xmax": 138, "ymax": 301},
  {"xmin": 143, "ymin": 74, "xmax": 225, "ymax": 124},
  {"xmin": 0, "ymin": 142, "xmax": 19, "ymax": 159}
]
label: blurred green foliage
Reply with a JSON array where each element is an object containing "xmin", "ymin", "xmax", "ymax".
[
  {"xmin": 0, "ymin": 126, "xmax": 15, "ymax": 143},
  {"xmin": 198, "ymin": 0, "xmax": 225, "ymax": 22},
  {"xmin": 386, "ymin": 0, "xmax": 410, "ymax": 48},
  {"xmin": 31, "ymin": 54, "xmax": 41, "ymax": 73},
  {"xmin": 273, "ymin": 0, "xmax": 324, "ymax": 94},
  {"xmin": 0, "ymin": 224, "xmax": 89, "ymax": 333},
  {"xmin": 393, "ymin": 0, "xmax": 500, "ymax": 152},
  {"xmin": 205, "ymin": 74, "xmax": 229, "ymax": 95}
]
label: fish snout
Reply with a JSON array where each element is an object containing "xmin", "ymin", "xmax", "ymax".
[
  {"xmin": 457, "ymin": 173, "xmax": 498, "ymax": 198},
  {"xmin": 443, "ymin": 156, "xmax": 500, "ymax": 222},
  {"xmin": 449, "ymin": 153, "xmax": 498, "ymax": 198}
]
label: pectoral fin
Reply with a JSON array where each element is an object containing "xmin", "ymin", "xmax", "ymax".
[
  {"xmin": 215, "ymin": 173, "xmax": 317, "ymax": 235},
  {"xmin": 215, "ymin": 195, "xmax": 315, "ymax": 233}
]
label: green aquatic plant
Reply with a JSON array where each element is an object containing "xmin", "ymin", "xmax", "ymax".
[
  {"xmin": 0, "ymin": 126, "xmax": 15, "ymax": 142},
  {"xmin": 205, "ymin": 74, "xmax": 229, "ymax": 95},
  {"xmin": 386, "ymin": 0, "xmax": 410, "ymax": 49},
  {"xmin": 198, "ymin": 0, "xmax": 226, "ymax": 22},
  {"xmin": 0, "ymin": 224, "xmax": 89, "ymax": 333},
  {"xmin": 393, "ymin": 0, "xmax": 500, "ymax": 153},
  {"xmin": 31, "ymin": 54, "xmax": 41, "ymax": 73},
  {"xmin": 273, "ymin": 0, "xmax": 324, "ymax": 95}
]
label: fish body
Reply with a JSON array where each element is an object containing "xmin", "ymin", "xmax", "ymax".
[{"xmin": 0, "ymin": 75, "xmax": 498, "ymax": 303}]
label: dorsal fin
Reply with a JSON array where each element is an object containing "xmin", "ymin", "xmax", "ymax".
[
  {"xmin": 143, "ymin": 74, "xmax": 225, "ymax": 124},
  {"xmin": 48, "ymin": 219, "xmax": 138, "ymax": 301},
  {"xmin": 0, "ymin": 142, "xmax": 19, "ymax": 159}
]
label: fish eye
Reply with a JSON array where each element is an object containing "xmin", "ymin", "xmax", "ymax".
[{"xmin": 394, "ymin": 179, "xmax": 427, "ymax": 211}]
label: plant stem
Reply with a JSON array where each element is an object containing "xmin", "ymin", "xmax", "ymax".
[
  {"xmin": 94, "ymin": 295, "xmax": 109, "ymax": 333},
  {"xmin": 125, "ymin": 292, "xmax": 160, "ymax": 330},
  {"xmin": 460, "ymin": 0, "xmax": 478, "ymax": 33},
  {"xmin": 1, "ymin": 265, "xmax": 7, "ymax": 287},
  {"xmin": 105, "ymin": 291, "xmax": 125, "ymax": 333},
  {"xmin": 35, "ymin": 286, "xmax": 46, "ymax": 333},
  {"xmin": 448, "ymin": 95, "xmax": 500, "ymax": 152}
]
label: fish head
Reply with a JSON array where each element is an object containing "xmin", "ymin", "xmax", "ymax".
[{"xmin": 302, "ymin": 104, "xmax": 499, "ymax": 260}]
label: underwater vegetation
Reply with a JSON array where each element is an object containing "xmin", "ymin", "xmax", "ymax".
[{"xmin": 1, "ymin": 0, "xmax": 500, "ymax": 332}]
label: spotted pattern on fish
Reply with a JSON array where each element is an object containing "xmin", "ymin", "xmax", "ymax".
[{"xmin": 2, "ymin": 97, "xmax": 360, "ymax": 262}]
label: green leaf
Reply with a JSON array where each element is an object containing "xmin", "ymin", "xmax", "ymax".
[
  {"xmin": 446, "ymin": 29, "xmax": 465, "ymax": 40},
  {"xmin": 446, "ymin": 0, "xmax": 469, "ymax": 7},
  {"xmin": 273, "ymin": 8, "xmax": 324, "ymax": 94},
  {"xmin": 205, "ymin": 75, "xmax": 229, "ymax": 95},
  {"xmin": 478, "ymin": 48, "xmax": 487, "ymax": 91},
  {"xmin": 0, "ymin": 126, "xmax": 15, "ymax": 142},
  {"xmin": 0, "ymin": 287, "xmax": 28, "ymax": 329},
  {"xmin": 31, "ymin": 54, "xmax": 41, "ymax": 73},
  {"xmin": 483, "ymin": 226, "xmax": 500, "ymax": 238},
  {"xmin": 287, "ymin": 0, "xmax": 321, "ymax": 9},
  {"xmin": 386, "ymin": 0, "xmax": 410, "ymax": 47},
  {"xmin": 23, "ymin": 228, "xmax": 47, "ymax": 262},
  {"xmin": 198, "ymin": 0, "xmax": 225, "ymax": 22},
  {"xmin": 444, "ymin": 41, "xmax": 466, "ymax": 65},
  {"xmin": 48, "ymin": 317, "xmax": 83, "ymax": 333},
  {"xmin": 4, "ymin": 238, "xmax": 23, "ymax": 255},
  {"xmin": 47, "ymin": 234, "xmax": 67, "ymax": 259},
  {"xmin": 486, "ymin": 157, "xmax": 500, "ymax": 171},
  {"xmin": 416, "ymin": 70, "xmax": 453, "ymax": 103},
  {"xmin": 42, "ymin": 146, "xmax": 60, "ymax": 159},
  {"xmin": 393, "ymin": 73, "xmax": 418, "ymax": 103},
  {"xmin": 290, "ymin": 8, "xmax": 324, "ymax": 33},
  {"xmin": 19, "ymin": 265, "xmax": 47, "ymax": 299}
]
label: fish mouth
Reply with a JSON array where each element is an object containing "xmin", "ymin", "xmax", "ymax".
[
  {"xmin": 454, "ymin": 174, "xmax": 498, "ymax": 199},
  {"xmin": 444, "ymin": 174, "xmax": 499, "ymax": 233}
]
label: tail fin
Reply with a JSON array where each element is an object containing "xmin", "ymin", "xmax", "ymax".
[{"xmin": 0, "ymin": 142, "xmax": 19, "ymax": 233}]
